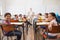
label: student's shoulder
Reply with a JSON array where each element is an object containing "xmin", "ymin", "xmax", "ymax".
[
  {"xmin": 50, "ymin": 19, "xmax": 58, "ymax": 25},
  {"xmin": 51, "ymin": 19, "xmax": 57, "ymax": 22},
  {"xmin": 1, "ymin": 19, "xmax": 7, "ymax": 23}
]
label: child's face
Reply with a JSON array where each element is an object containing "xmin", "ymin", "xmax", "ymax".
[
  {"xmin": 5, "ymin": 15, "xmax": 11, "ymax": 20},
  {"xmin": 45, "ymin": 14, "xmax": 48, "ymax": 18},
  {"xmin": 37, "ymin": 14, "xmax": 40, "ymax": 18},
  {"xmin": 48, "ymin": 14, "xmax": 54, "ymax": 21},
  {"xmin": 15, "ymin": 16, "xmax": 18, "ymax": 18}
]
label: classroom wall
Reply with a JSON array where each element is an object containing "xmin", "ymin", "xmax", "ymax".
[
  {"xmin": 0, "ymin": 0, "xmax": 2, "ymax": 15},
  {"xmin": 1, "ymin": 0, "xmax": 60, "ymax": 15},
  {"xmin": 5, "ymin": 0, "xmax": 44, "ymax": 15},
  {"xmin": 44, "ymin": 0, "xmax": 60, "ymax": 15}
]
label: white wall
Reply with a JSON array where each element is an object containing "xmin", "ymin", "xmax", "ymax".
[
  {"xmin": 5, "ymin": 0, "xmax": 44, "ymax": 15},
  {"xmin": 2, "ymin": 0, "xmax": 60, "ymax": 15},
  {"xmin": 0, "ymin": 0, "xmax": 2, "ymax": 15},
  {"xmin": 44, "ymin": 0, "xmax": 60, "ymax": 15}
]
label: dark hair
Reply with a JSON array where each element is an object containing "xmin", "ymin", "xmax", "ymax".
[
  {"xmin": 14, "ymin": 14, "xmax": 18, "ymax": 17},
  {"xmin": 45, "ymin": 13, "xmax": 48, "ymax": 15},
  {"xmin": 23, "ymin": 16, "xmax": 27, "ymax": 19},
  {"xmin": 49, "ymin": 12, "xmax": 58, "ymax": 23},
  {"xmin": 19, "ymin": 14, "xmax": 22, "ymax": 16},
  {"xmin": 4, "ymin": 13, "xmax": 11, "ymax": 17},
  {"xmin": 38, "ymin": 13, "xmax": 42, "ymax": 16}
]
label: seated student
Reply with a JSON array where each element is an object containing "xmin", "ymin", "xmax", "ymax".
[
  {"xmin": 44, "ymin": 12, "xmax": 58, "ymax": 40},
  {"xmin": 2, "ymin": 13, "xmax": 22, "ymax": 40},
  {"xmin": 22, "ymin": 16, "xmax": 32, "ymax": 25},
  {"xmin": 44, "ymin": 13, "xmax": 49, "ymax": 22},
  {"xmin": 37, "ymin": 13, "xmax": 46, "ymax": 30},
  {"xmin": 37, "ymin": 13, "xmax": 43, "ymax": 22},
  {"xmin": 22, "ymin": 16, "xmax": 32, "ymax": 34},
  {"xmin": 13, "ymin": 14, "xmax": 19, "ymax": 20},
  {"xmin": 19, "ymin": 14, "xmax": 23, "ymax": 21}
]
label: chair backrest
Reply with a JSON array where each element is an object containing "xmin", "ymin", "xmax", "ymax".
[
  {"xmin": 1, "ymin": 24, "xmax": 15, "ymax": 34},
  {"xmin": 48, "ymin": 25, "xmax": 60, "ymax": 33},
  {"xmin": 0, "ymin": 25, "xmax": 6, "ymax": 35}
]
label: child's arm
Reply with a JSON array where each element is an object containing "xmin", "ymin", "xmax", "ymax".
[
  {"xmin": 26, "ymin": 21, "xmax": 32, "ymax": 25},
  {"xmin": 48, "ymin": 22, "xmax": 53, "ymax": 31}
]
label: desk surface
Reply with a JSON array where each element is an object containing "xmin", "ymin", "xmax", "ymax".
[
  {"xmin": 10, "ymin": 22, "xmax": 24, "ymax": 25},
  {"xmin": 0, "ymin": 22, "xmax": 24, "ymax": 25},
  {"xmin": 36, "ymin": 22, "xmax": 49, "ymax": 25},
  {"xmin": 36, "ymin": 22, "xmax": 60, "ymax": 26}
]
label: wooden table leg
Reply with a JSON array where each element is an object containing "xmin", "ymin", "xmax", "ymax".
[{"xmin": 23, "ymin": 26, "xmax": 25, "ymax": 40}]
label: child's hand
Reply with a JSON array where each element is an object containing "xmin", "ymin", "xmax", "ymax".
[{"xmin": 48, "ymin": 26, "xmax": 52, "ymax": 31}]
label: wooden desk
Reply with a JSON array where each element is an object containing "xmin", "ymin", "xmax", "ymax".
[
  {"xmin": 11, "ymin": 22, "xmax": 25, "ymax": 40},
  {"xmin": 34, "ymin": 22, "xmax": 49, "ymax": 40},
  {"xmin": 0, "ymin": 22, "xmax": 25, "ymax": 40},
  {"xmin": 36, "ymin": 22, "xmax": 49, "ymax": 26},
  {"xmin": 35, "ymin": 22, "xmax": 60, "ymax": 40},
  {"xmin": 36, "ymin": 22, "xmax": 60, "ymax": 33},
  {"xmin": 10, "ymin": 22, "xmax": 24, "ymax": 25},
  {"xmin": 36, "ymin": 22, "xmax": 60, "ymax": 26}
]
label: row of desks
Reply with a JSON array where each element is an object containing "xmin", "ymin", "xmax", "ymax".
[
  {"xmin": 10, "ymin": 22, "xmax": 60, "ymax": 40},
  {"xmin": 0, "ymin": 22, "xmax": 60, "ymax": 40}
]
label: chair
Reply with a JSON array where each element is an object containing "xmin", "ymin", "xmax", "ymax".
[
  {"xmin": 1, "ymin": 25, "xmax": 17, "ymax": 40},
  {"xmin": 43, "ymin": 25, "xmax": 60, "ymax": 40}
]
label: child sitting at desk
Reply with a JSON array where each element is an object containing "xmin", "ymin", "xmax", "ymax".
[
  {"xmin": 44, "ymin": 13, "xmax": 49, "ymax": 22},
  {"xmin": 13, "ymin": 14, "xmax": 19, "ymax": 20},
  {"xmin": 23, "ymin": 16, "xmax": 32, "ymax": 25},
  {"xmin": 37, "ymin": 13, "xmax": 46, "ymax": 31},
  {"xmin": 43, "ymin": 12, "xmax": 59, "ymax": 40},
  {"xmin": 37, "ymin": 13, "xmax": 43, "ymax": 22},
  {"xmin": 2, "ymin": 13, "xmax": 22, "ymax": 40}
]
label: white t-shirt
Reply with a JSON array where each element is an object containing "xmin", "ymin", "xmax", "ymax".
[{"xmin": 48, "ymin": 19, "xmax": 58, "ymax": 28}]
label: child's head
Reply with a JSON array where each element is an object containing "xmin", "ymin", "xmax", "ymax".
[
  {"xmin": 14, "ymin": 14, "xmax": 18, "ymax": 18},
  {"xmin": 37, "ymin": 13, "xmax": 42, "ymax": 17},
  {"xmin": 48, "ymin": 12, "xmax": 56, "ymax": 21},
  {"xmin": 23, "ymin": 16, "xmax": 27, "ymax": 22},
  {"xmin": 45, "ymin": 13, "xmax": 48, "ymax": 18},
  {"xmin": 19, "ymin": 14, "xmax": 22, "ymax": 17},
  {"xmin": 4, "ymin": 13, "xmax": 11, "ymax": 20},
  {"xmin": 38, "ymin": 13, "xmax": 42, "ymax": 16}
]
